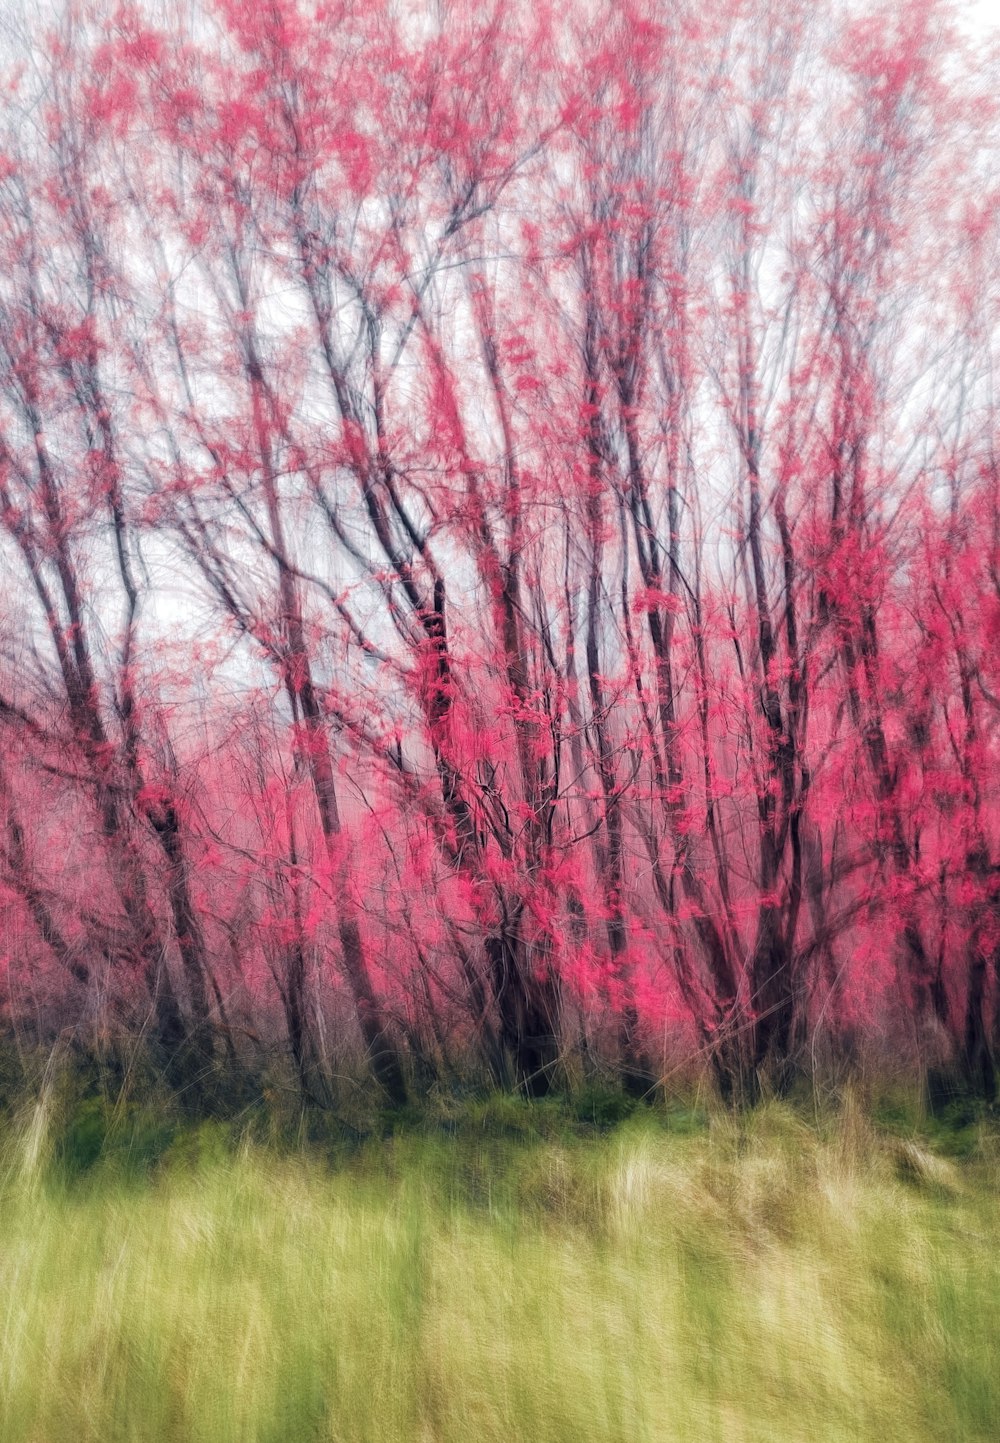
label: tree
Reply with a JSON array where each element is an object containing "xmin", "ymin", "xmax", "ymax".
[{"xmin": 0, "ymin": 0, "xmax": 996, "ymax": 1107}]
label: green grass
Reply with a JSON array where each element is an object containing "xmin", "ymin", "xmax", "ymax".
[{"xmin": 0, "ymin": 1094, "xmax": 998, "ymax": 1442}]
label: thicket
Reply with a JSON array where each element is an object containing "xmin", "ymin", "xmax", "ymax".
[{"xmin": 0, "ymin": 0, "xmax": 998, "ymax": 1110}]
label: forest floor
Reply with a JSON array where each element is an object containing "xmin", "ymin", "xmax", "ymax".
[{"xmin": 0, "ymin": 1088, "xmax": 997, "ymax": 1443}]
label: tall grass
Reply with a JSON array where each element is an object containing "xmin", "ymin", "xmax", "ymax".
[{"xmin": 0, "ymin": 1092, "xmax": 997, "ymax": 1442}]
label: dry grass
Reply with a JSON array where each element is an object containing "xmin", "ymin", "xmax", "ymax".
[{"xmin": 0, "ymin": 1095, "xmax": 997, "ymax": 1442}]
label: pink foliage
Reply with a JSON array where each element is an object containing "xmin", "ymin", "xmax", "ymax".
[{"xmin": 0, "ymin": 0, "xmax": 995, "ymax": 1101}]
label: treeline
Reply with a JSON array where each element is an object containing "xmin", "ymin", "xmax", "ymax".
[{"xmin": 0, "ymin": 0, "xmax": 997, "ymax": 1109}]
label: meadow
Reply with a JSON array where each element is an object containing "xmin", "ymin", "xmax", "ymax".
[{"xmin": 0, "ymin": 1087, "xmax": 997, "ymax": 1443}]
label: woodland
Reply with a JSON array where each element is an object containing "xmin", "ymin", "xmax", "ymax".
[{"xmin": 0, "ymin": 0, "xmax": 998, "ymax": 1117}]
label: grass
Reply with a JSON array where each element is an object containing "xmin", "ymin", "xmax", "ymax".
[{"xmin": 0, "ymin": 1090, "xmax": 997, "ymax": 1442}]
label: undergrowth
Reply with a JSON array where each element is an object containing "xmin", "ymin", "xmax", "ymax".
[{"xmin": 0, "ymin": 1066, "xmax": 997, "ymax": 1442}]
